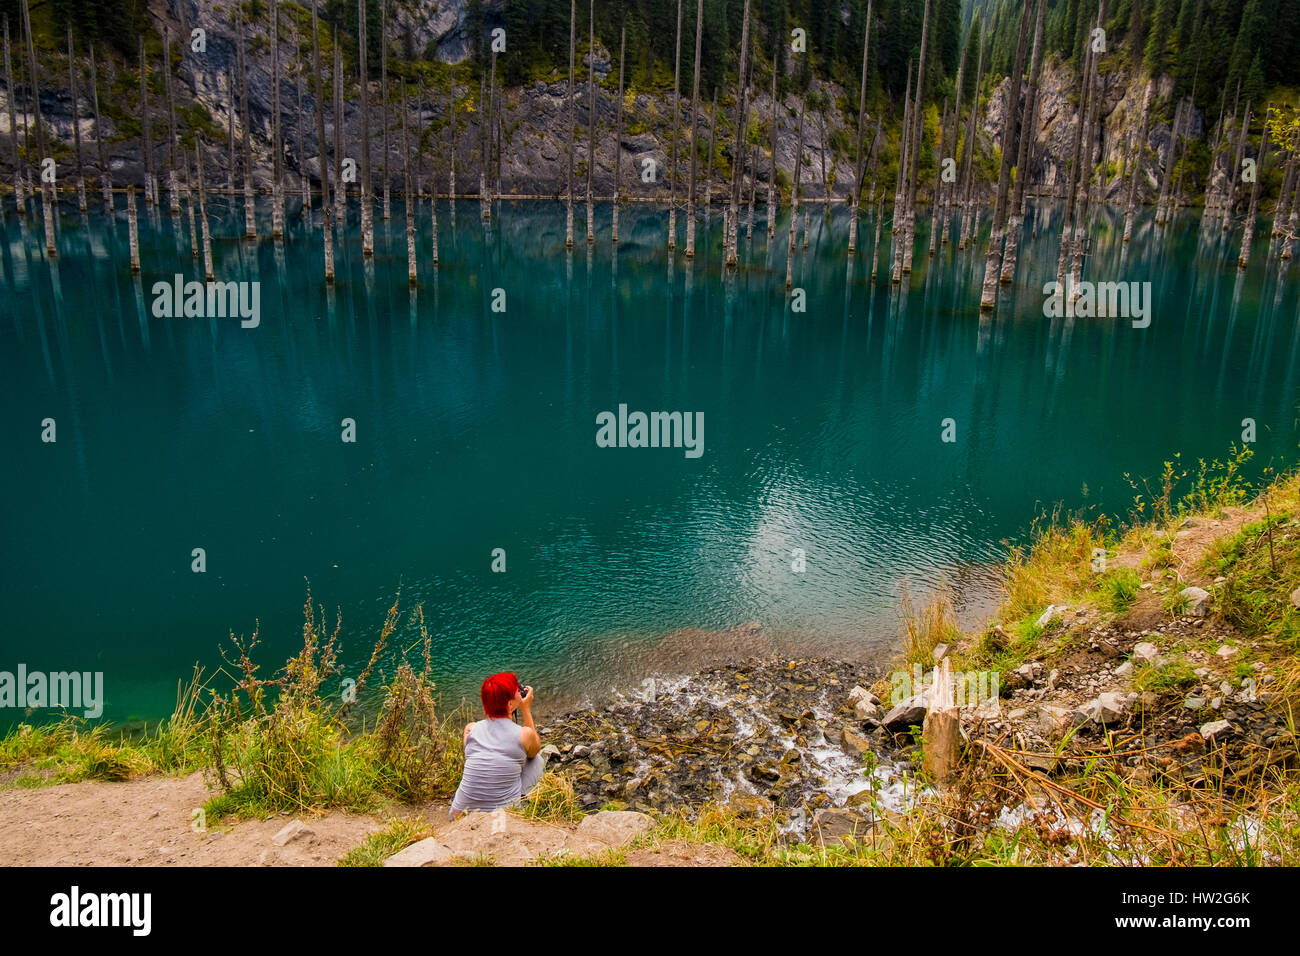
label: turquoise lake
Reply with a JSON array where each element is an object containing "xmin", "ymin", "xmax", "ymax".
[{"xmin": 1, "ymin": 196, "xmax": 1297, "ymax": 723}]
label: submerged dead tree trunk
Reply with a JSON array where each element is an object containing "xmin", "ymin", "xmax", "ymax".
[
  {"xmin": 139, "ymin": 38, "xmax": 155, "ymax": 205},
  {"xmin": 4, "ymin": 20, "xmax": 24, "ymax": 214},
  {"xmin": 197, "ymin": 145, "xmax": 213, "ymax": 280},
  {"xmin": 613, "ymin": 25, "xmax": 625, "ymax": 243},
  {"xmin": 725, "ymin": 0, "xmax": 751, "ymax": 267},
  {"xmin": 89, "ymin": 42, "xmax": 110, "ymax": 207},
  {"xmin": 1070, "ymin": 2, "xmax": 1107, "ymax": 293},
  {"xmin": 685, "ymin": 0, "xmax": 704, "ymax": 256},
  {"xmin": 163, "ymin": 27, "xmax": 180, "ymax": 216},
  {"xmin": 785, "ymin": 99, "xmax": 805, "ymax": 289},
  {"xmin": 901, "ymin": 0, "xmax": 930, "ymax": 276},
  {"xmin": 1238, "ymin": 116, "xmax": 1270, "ymax": 269},
  {"xmin": 566, "ymin": 0, "xmax": 575, "ymax": 248},
  {"xmin": 1056, "ymin": 16, "xmax": 1094, "ymax": 284},
  {"xmin": 359, "ymin": 0, "xmax": 373, "ymax": 255},
  {"xmin": 1122, "ymin": 85, "xmax": 1150, "ymax": 244},
  {"xmin": 889, "ymin": 63, "xmax": 913, "ymax": 282},
  {"xmin": 958, "ymin": 22, "xmax": 985, "ymax": 249},
  {"xmin": 1223, "ymin": 103, "xmax": 1250, "ymax": 232},
  {"xmin": 67, "ymin": 26, "xmax": 86, "ymax": 213},
  {"xmin": 403, "ymin": 81, "xmax": 415, "ymax": 284},
  {"xmin": 668, "ymin": 0, "xmax": 682, "ymax": 248},
  {"xmin": 848, "ymin": 1, "xmax": 873, "ymax": 255},
  {"xmin": 1000, "ymin": 0, "xmax": 1045, "ymax": 284},
  {"xmin": 237, "ymin": 11, "xmax": 255, "ymax": 238},
  {"xmin": 382, "ymin": 0, "xmax": 391, "ymax": 222},
  {"xmin": 334, "ymin": 37, "xmax": 344, "ymax": 224},
  {"xmin": 312, "ymin": 0, "xmax": 334, "ymax": 282},
  {"xmin": 271, "ymin": 0, "xmax": 284, "ymax": 237},
  {"xmin": 979, "ymin": 0, "xmax": 1031, "ymax": 309},
  {"xmin": 586, "ymin": 0, "xmax": 595, "ymax": 243},
  {"xmin": 767, "ymin": 62, "xmax": 777, "ymax": 237},
  {"xmin": 21, "ymin": 0, "xmax": 54, "ymax": 254}
]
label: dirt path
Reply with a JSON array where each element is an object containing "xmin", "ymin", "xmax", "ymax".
[{"xmin": 0, "ymin": 773, "xmax": 405, "ymax": 866}]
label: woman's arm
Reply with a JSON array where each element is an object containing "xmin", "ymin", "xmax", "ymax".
[
  {"xmin": 518, "ymin": 687, "xmax": 542, "ymax": 759},
  {"xmin": 463, "ymin": 722, "xmax": 474, "ymax": 745}
]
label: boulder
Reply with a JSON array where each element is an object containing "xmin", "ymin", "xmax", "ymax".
[
  {"xmin": 1132, "ymin": 642, "xmax": 1159, "ymax": 662},
  {"xmin": 383, "ymin": 837, "xmax": 455, "ymax": 867},
  {"xmin": 881, "ymin": 694, "xmax": 928, "ymax": 732},
  {"xmin": 841, "ymin": 727, "xmax": 872, "ymax": 754},
  {"xmin": 1084, "ymin": 692, "xmax": 1131, "ymax": 725},
  {"xmin": 1180, "ymin": 586, "xmax": 1212, "ymax": 617},
  {"xmin": 1038, "ymin": 704, "xmax": 1087, "ymax": 736},
  {"xmin": 810, "ymin": 808, "xmax": 874, "ymax": 844},
  {"xmin": 854, "ymin": 699, "xmax": 882, "ymax": 722},
  {"xmin": 1199, "ymin": 720, "xmax": 1232, "ymax": 741},
  {"xmin": 270, "ymin": 820, "xmax": 314, "ymax": 847}
]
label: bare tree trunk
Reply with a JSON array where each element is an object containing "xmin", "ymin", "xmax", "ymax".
[
  {"xmin": 767, "ymin": 63, "xmax": 777, "ymax": 238},
  {"xmin": 1000, "ymin": 0, "xmax": 1046, "ymax": 284},
  {"xmin": 890, "ymin": 63, "xmax": 912, "ymax": 283},
  {"xmin": 901, "ymin": 0, "xmax": 931, "ymax": 276},
  {"xmin": 1056, "ymin": 18, "xmax": 1095, "ymax": 284},
  {"xmin": 4, "ymin": 19, "xmax": 24, "ymax": 214},
  {"xmin": 238, "ymin": 10, "xmax": 256, "ymax": 238},
  {"xmin": 958, "ymin": 20, "xmax": 985, "ymax": 250},
  {"xmin": 1070, "ymin": 3, "xmax": 1108, "ymax": 293},
  {"xmin": 668, "ymin": 0, "xmax": 682, "ymax": 248},
  {"xmin": 427, "ymin": 84, "xmax": 439, "ymax": 264},
  {"xmin": 1155, "ymin": 98, "xmax": 1184, "ymax": 226},
  {"xmin": 1223, "ymin": 102, "xmax": 1250, "ymax": 232},
  {"xmin": 446, "ymin": 83, "xmax": 455, "ymax": 203},
  {"xmin": 163, "ymin": 26, "xmax": 180, "ymax": 216},
  {"xmin": 139, "ymin": 38, "xmax": 155, "ymax": 205},
  {"xmin": 381, "ymin": 0, "xmax": 391, "ymax": 222},
  {"xmin": 21, "ymin": 0, "xmax": 53, "ymax": 253},
  {"xmin": 566, "ymin": 0, "xmax": 576, "ymax": 248},
  {"xmin": 227, "ymin": 65, "xmax": 235, "ymax": 193},
  {"xmin": 1238, "ymin": 119, "xmax": 1270, "ymax": 269},
  {"xmin": 67, "ymin": 26, "xmax": 86, "ymax": 213},
  {"xmin": 89, "ymin": 42, "xmax": 110, "ymax": 207},
  {"xmin": 586, "ymin": 0, "xmax": 596, "ymax": 242},
  {"xmin": 185, "ymin": 152, "xmax": 197, "ymax": 257},
  {"xmin": 686, "ymin": 0, "xmax": 704, "ymax": 257},
  {"xmin": 613, "ymin": 25, "xmax": 625, "ymax": 243},
  {"xmin": 785, "ymin": 100, "xmax": 805, "ymax": 289},
  {"xmin": 127, "ymin": 184, "xmax": 140, "ymax": 271},
  {"xmin": 271, "ymin": 0, "xmax": 284, "ymax": 237},
  {"xmin": 313, "ymin": 0, "xmax": 334, "ymax": 283},
  {"xmin": 403, "ymin": 81, "xmax": 415, "ymax": 284},
  {"xmin": 1122, "ymin": 85, "xmax": 1150, "ymax": 244},
  {"xmin": 359, "ymin": 0, "xmax": 373, "ymax": 255},
  {"xmin": 979, "ymin": 0, "xmax": 1032, "ymax": 309},
  {"xmin": 298, "ymin": 73, "xmax": 310, "ymax": 213},
  {"xmin": 334, "ymin": 36, "xmax": 344, "ymax": 225},
  {"xmin": 197, "ymin": 144, "xmax": 214, "ymax": 279},
  {"xmin": 725, "ymin": 0, "xmax": 751, "ymax": 266},
  {"xmin": 704, "ymin": 90, "xmax": 718, "ymax": 217},
  {"xmin": 848, "ymin": 1, "xmax": 873, "ymax": 255}
]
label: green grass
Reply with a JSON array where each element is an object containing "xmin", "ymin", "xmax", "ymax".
[{"xmin": 337, "ymin": 817, "xmax": 432, "ymax": 867}]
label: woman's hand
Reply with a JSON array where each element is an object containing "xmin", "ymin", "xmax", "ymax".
[{"xmin": 519, "ymin": 685, "xmax": 534, "ymax": 710}]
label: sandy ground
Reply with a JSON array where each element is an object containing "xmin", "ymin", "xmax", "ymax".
[
  {"xmin": 0, "ymin": 772, "xmax": 404, "ymax": 866},
  {"xmin": 0, "ymin": 773, "xmax": 739, "ymax": 866}
]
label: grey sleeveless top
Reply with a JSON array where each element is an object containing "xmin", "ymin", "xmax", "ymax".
[{"xmin": 451, "ymin": 718, "xmax": 527, "ymax": 813}]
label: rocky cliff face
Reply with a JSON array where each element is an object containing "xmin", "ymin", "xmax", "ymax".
[
  {"xmin": 985, "ymin": 55, "xmax": 1213, "ymax": 206},
  {"xmin": 0, "ymin": 0, "xmax": 858, "ymax": 201}
]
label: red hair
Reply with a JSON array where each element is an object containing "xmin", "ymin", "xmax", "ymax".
[{"xmin": 480, "ymin": 672, "xmax": 521, "ymax": 718}]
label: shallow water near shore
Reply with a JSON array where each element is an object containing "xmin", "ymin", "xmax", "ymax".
[{"xmin": 1, "ymin": 196, "xmax": 1296, "ymax": 724}]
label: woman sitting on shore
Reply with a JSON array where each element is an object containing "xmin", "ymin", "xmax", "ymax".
[{"xmin": 449, "ymin": 672, "xmax": 547, "ymax": 820}]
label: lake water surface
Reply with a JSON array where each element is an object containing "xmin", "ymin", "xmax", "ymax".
[{"xmin": 1, "ymin": 197, "xmax": 1296, "ymax": 722}]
